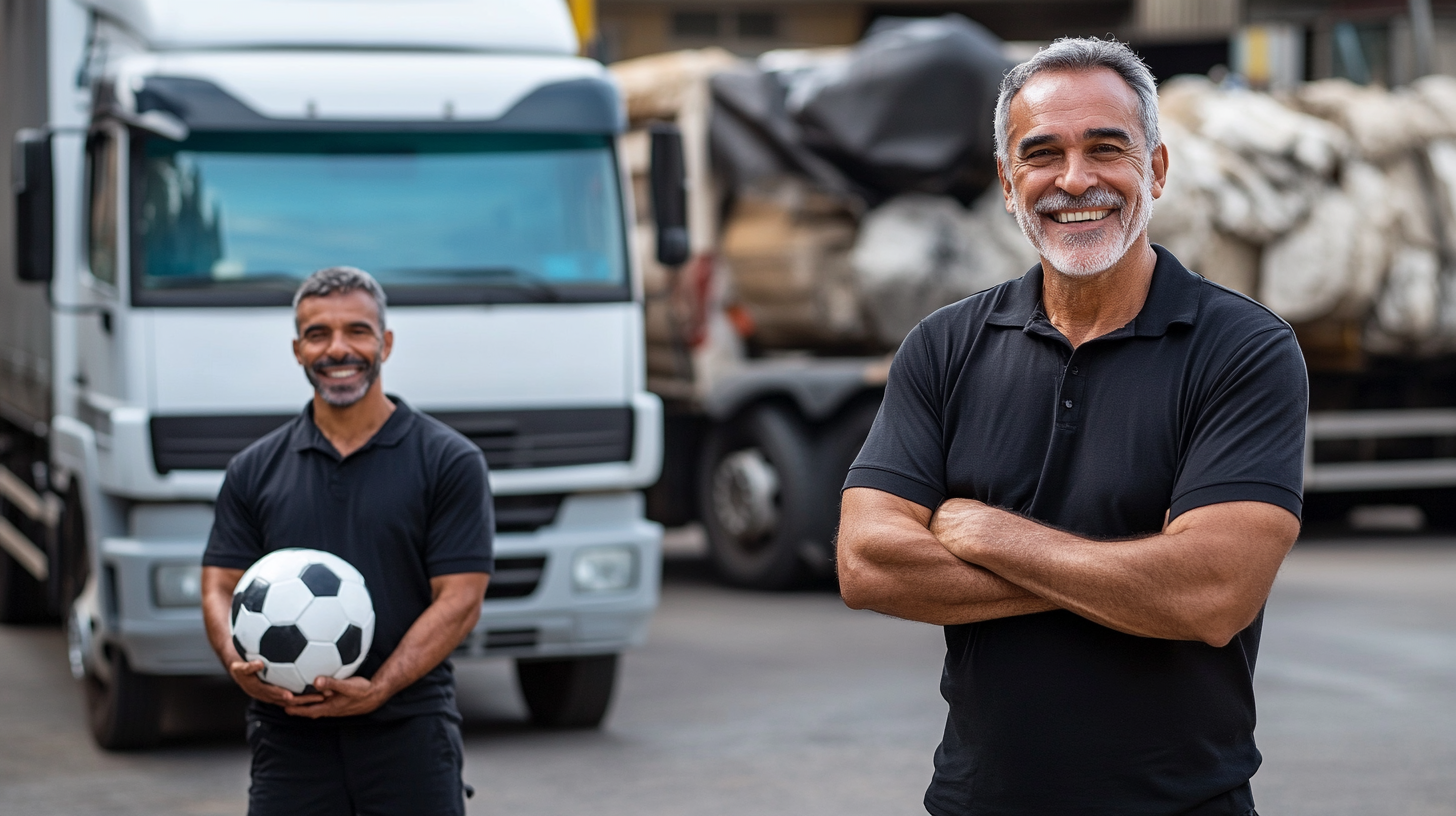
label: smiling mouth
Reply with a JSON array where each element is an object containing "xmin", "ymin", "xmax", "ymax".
[
  {"xmin": 323, "ymin": 367, "xmax": 364, "ymax": 379},
  {"xmin": 1051, "ymin": 209, "xmax": 1115, "ymax": 224}
]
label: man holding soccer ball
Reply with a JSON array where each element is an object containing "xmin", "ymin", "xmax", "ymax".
[{"xmin": 201, "ymin": 267, "xmax": 492, "ymax": 816}]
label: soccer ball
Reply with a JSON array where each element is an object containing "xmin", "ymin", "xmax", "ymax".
[{"xmin": 230, "ymin": 548, "xmax": 375, "ymax": 695}]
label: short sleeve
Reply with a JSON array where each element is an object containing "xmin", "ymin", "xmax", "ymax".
[
  {"xmin": 844, "ymin": 323, "xmax": 948, "ymax": 510},
  {"xmin": 203, "ymin": 467, "xmax": 266, "ymax": 570},
  {"xmin": 424, "ymin": 447, "xmax": 495, "ymax": 576},
  {"xmin": 1170, "ymin": 326, "xmax": 1307, "ymax": 521}
]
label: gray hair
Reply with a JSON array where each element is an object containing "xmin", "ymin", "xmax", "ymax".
[
  {"xmin": 994, "ymin": 37, "xmax": 1160, "ymax": 166},
  {"xmin": 292, "ymin": 266, "xmax": 388, "ymax": 330}
]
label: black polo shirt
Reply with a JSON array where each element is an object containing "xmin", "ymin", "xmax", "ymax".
[
  {"xmin": 204, "ymin": 396, "xmax": 494, "ymax": 726},
  {"xmin": 846, "ymin": 246, "xmax": 1307, "ymax": 816}
]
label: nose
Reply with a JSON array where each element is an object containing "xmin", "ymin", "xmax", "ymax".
[
  {"xmin": 323, "ymin": 329, "xmax": 353, "ymax": 361},
  {"xmin": 1057, "ymin": 151, "xmax": 1097, "ymax": 197}
]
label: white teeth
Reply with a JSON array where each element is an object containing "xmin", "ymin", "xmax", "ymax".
[
  {"xmin": 1053, "ymin": 209, "xmax": 1113, "ymax": 224},
  {"xmin": 325, "ymin": 369, "xmax": 359, "ymax": 378}
]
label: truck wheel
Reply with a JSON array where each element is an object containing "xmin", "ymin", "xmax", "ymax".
[
  {"xmin": 822, "ymin": 394, "xmax": 883, "ymax": 548},
  {"xmin": 699, "ymin": 404, "xmax": 823, "ymax": 589},
  {"xmin": 515, "ymin": 654, "xmax": 618, "ymax": 729},
  {"xmin": 85, "ymin": 649, "xmax": 163, "ymax": 750}
]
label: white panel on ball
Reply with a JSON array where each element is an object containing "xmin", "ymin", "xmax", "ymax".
[
  {"xmin": 263, "ymin": 663, "xmax": 308, "ymax": 694},
  {"xmin": 296, "ymin": 599, "xmax": 350, "ymax": 642},
  {"xmin": 260, "ymin": 578, "xmax": 314, "ymax": 624},
  {"xmin": 337, "ymin": 582, "xmax": 374, "ymax": 626},
  {"xmin": 293, "ymin": 642, "xmax": 345, "ymax": 687},
  {"xmin": 233, "ymin": 608, "xmax": 271, "ymax": 655}
]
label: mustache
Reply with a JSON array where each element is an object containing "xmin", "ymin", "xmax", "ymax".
[
  {"xmin": 1033, "ymin": 187, "xmax": 1126, "ymax": 214},
  {"xmin": 310, "ymin": 353, "xmax": 371, "ymax": 375}
]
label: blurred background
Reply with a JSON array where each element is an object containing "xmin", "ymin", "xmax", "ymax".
[{"xmin": 1, "ymin": 2, "xmax": 1454, "ymax": 815}]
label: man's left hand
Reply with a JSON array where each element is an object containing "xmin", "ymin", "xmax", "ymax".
[{"xmin": 282, "ymin": 675, "xmax": 387, "ymax": 719}]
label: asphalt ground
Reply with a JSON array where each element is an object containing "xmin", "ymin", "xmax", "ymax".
[{"xmin": 0, "ymin": 533, "xmax": 1452, "ymax": 815}]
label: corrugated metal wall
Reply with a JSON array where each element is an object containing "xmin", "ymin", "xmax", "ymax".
[{"xmin": 1136, "ymin": 0, "xmax": 1242, "ymax": 37}]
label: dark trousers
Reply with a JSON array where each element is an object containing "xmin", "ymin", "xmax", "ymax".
[{"xmin": 246, "ymin": 713, "xmax": 466, "ymax": 816}]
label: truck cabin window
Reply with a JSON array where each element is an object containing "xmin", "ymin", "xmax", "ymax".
[
  {"xmin": 87, "ymin": 133, "xmax": 120, "ymax": 286},
  {"xmin": 130, "ymin": 132, "xmax": 629, "ymax": 306}
]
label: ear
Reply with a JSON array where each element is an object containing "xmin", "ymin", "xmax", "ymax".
[
  {"xmin": 997, "ymin": 158, "xmax": 1014, "ymax": 213},
  {"xmin": 380, "ymin": 329, "xmax": 394, "ymax": 363},
  {"xmin": 1149, "ymin": 142, "xmax": 1169, "ymax": 200},
  {"xmin": 292, "ymin": 336, "xmax": 305, "ymax": 367}
]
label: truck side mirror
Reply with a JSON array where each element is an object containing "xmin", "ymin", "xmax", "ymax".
[
  {"xmin": 648, "ymin": 123, "xmax": 690, "ymax": 268},
  {"xmin": 12, "ymin": 128, "xmax": 54, "ymax": 283}
]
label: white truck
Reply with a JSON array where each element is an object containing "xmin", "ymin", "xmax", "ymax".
[{"xmin": 0, "ymin": 0, "xmax": 670, "ymax": 749}]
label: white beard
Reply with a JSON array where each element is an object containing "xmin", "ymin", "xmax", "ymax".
[{"xmin": 1012, "ymin": 172, "xmax": 1154, "ymax": 278}]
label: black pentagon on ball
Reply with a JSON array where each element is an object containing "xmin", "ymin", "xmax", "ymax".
[
  {"xmin": 232, "ymin": 635, "xmax": 247, "ymax": 660},
  {"xmin": 239, "ymin": 577, "xmax": 269, "ymax": 614},
  {"xmin": 300, "ymin": 563, "xmax": 342, "ymax": 597},
  {"xmin": 337, "ymin": 624, "xmax": 363, "ymax": 665},
  {"xmin": 258, "ymin": 624, "xmax": 308, "ymax": 663},
  {"xmin": 230, "ymin": 592, "xmax": 243, "ymax": 625}
]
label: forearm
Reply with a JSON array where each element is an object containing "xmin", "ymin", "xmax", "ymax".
[
  {"xmin": 936, "ymin": 501, "xmax": 1297, "ymax": 645},
  {"xmin": 838, "ymin": 489, "xmax": 1056, "ymax": 626},
  {"xmin": 842, "ymin": 535, "xmax": 1055, "ymax": 625},
  {"xmin": 201, "ymin": 567, "xmax": 245, "ymax": 665},
  {"xmin": 367, "ymin": 580, "xmax": 485, "ymax": 701}
]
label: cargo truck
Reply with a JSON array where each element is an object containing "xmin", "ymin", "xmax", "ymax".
[
  {"xmin": 618, "ymin": 24, "xmax": 1456, "ymax": 590},
  {"xmin": 0, "ymin": 0, "xmax": 673, "ymax": 749}
]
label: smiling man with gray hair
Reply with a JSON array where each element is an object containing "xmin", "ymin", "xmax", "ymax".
[{"xmin": 837, "ymin": 38, "xmax": 1307, "ymax": 815}]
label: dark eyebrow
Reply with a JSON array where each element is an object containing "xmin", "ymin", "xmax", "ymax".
[
  {"xmin": 1085, "ymin": 127, "xmax": 1134, "ymax": 144},
  {"xmin": 1017, "ymin": 133, "xmax": 1059, "ymax": 155}
]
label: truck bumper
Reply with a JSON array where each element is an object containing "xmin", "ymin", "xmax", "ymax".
[{"xmin": 91, "ymin": 492, "xmax": 662, "ymax": 676}]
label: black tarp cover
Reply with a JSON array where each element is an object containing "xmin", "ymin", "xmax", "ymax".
[{"xmin": 710, "ymin": 15, "xmax": 1013, "ymax": 207}]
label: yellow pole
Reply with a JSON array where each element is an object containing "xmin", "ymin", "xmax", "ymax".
[{"xmin": 567, "ymin": 0, "xmax": 597, "ymax": 55}]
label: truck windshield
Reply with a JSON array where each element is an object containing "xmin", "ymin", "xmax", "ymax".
[{"xmin": 130, "ymin": 132, "xmax": 629, "ymax": 306}]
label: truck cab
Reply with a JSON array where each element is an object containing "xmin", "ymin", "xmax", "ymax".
[{"xmin": 1, "ymin": 0, "xmax": 665, "ymax": 748}]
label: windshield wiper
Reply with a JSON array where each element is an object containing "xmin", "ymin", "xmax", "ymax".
[{"xmin": 378, "ymin": 267, "xmax": 562, "ymax": 303}]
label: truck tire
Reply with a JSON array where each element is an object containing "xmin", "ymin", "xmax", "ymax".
[
  {"xmin": 85, "ymin": 649, "xmax": 163, "ymax": 750},
  {"xmin": 699, "ymin": 403, "xmax": 824, "ymax": 589},
  {"xmin": 822, "ymin": 394, "xmax": 883, "ymax": 552},
  {"xmin": 515, "ymin": 654, "xmax": 617, "ymax": 729}
]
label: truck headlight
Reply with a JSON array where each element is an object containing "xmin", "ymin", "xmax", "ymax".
[
  {"xmin": 152, "ymin": 564, "xmax": 203, "ymax": 607},
  {"xmin": 571, "ymin": 546, "xmax": 636, "ymax": 593}
]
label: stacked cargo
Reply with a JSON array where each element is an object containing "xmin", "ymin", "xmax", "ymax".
[{"xmin": 1153, "ymin": 75, "xmax": 1456, "ymax": 362}]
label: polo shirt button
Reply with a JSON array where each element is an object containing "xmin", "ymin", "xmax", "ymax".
[
  {"xmin": 1064, "ymin": 400, "xmax": 1073, "ymax": 409},
  {"xmin": 1071, "ymin": 366, "xmax": 1080, "ymax": 375}
]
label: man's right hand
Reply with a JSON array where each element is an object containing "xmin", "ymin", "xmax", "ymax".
[{"xmin": 227, "ymin": 657, "xmax": 325, "ymax": 707}]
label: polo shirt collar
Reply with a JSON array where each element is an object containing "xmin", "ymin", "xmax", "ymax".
[
  {"xmin": 985, "ymin": 244, "xmax": 1200, "ymax": 338},
  {"xmin": 289, "ymin": 394, "xmax": 417, "ymax": 459}
]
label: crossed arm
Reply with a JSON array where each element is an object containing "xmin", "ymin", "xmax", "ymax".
[
  {"xmin": 836, "ymin": 487, "xmax": 1300, "ymax": 647},
  {"xmin": 202, "ymin": 567, "xmax": 489, "ymax": 717}
]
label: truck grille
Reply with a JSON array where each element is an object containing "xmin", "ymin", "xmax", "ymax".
[
  {"xmin": 484, "ymin": 556, "xmax": 547, "ymax": 600},
  {"xmin": 494, "ymin": 495, "xmax": 563, "ymax": 533},
  {"xmin": 149, "ymin": 407, "xmax": 632, "ymax": 473}
]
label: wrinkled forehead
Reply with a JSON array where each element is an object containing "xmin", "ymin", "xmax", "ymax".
[{"xmin": 1008, "ymin": 67, "xmax": 1145, "ymax": 147}]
